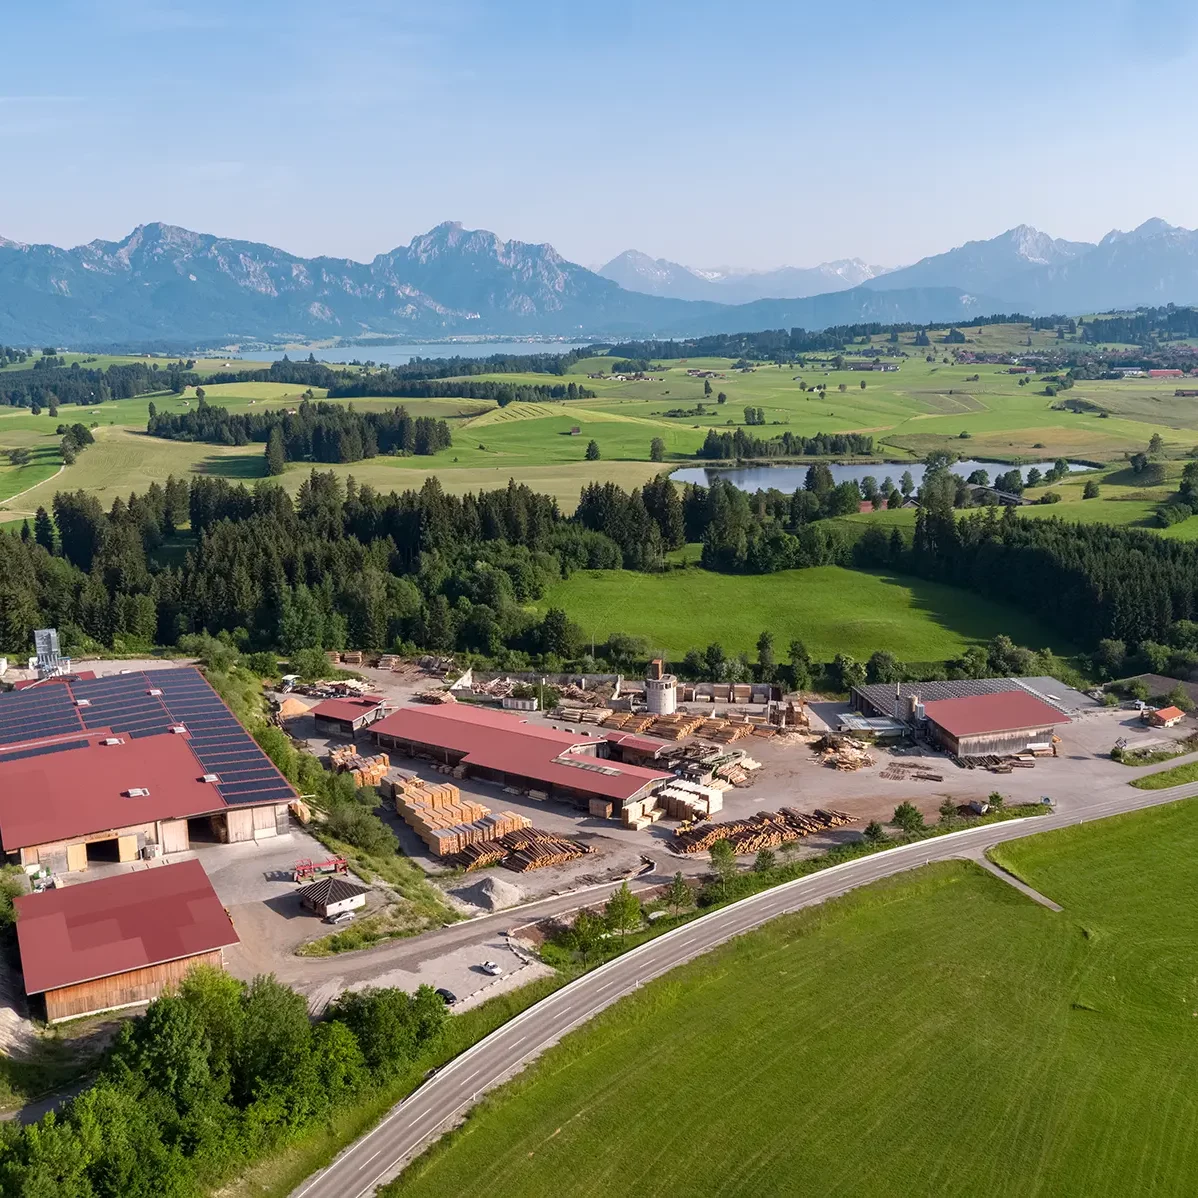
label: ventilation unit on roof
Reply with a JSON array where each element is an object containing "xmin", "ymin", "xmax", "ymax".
[
  {"xmin": 102, "ymin": 737, "xmax": 124, "ymax": 746},
  {"xmin": 74, "ymin": 699, "xmax": 91, "ymax": 707},
  {"xmin": 147, "ymin": 688, "xmax": 163, "ymax": 697},
  {"xmin": 170, "ymin": 725, "xmax": 187, "ymax": 734},
  {"xmin": 125, "ymin": 788, "xmax": 150, "ymax": 798},
  {"xmin": 201, "ymin": 773, "xmax": 220, "ymax": 784}
]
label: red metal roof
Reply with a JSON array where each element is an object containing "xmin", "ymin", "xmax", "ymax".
[
  {"xmin": 922, "ymin": 691, "xmax": 1068, "ymax": 738},
  {"xmin": 373, "ymin": 704, "xmax": 669, "ymax": 801},
  {"xmin": 0, "ymin": 733, "xmax": 227, "ymax": 851},
  {"xmin": 11, "ymin": 672, "xmax": 96, "ymax": 691},
  {"xmin": 604, "ymin": 731, "xmax": 671, "ymax": 756},
  {"xmin": 311, "ymin": 696, "xmax": 386, "ymax": 723},
  {"xmin": 14, "ymin": 859, "xmax": 239, "ymax": 995}
]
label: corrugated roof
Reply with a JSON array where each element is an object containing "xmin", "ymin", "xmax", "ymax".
[
  {"xmin": 922, "ymin": 692, "xmax": 1068, "ymax": 738},
  {"xmin": 372, "ymin": 704, "xmax": 669, "ymax": 801},
  {"xmin": 311, "ymin": 696, "xmax": 386, "ymax": 723},
  {"xmin": 0, "ymin": 732, "xmax": 227, "ymax": 851},
  {"xmin": 14, "ymin": 859, "xmax": 239, "ymax": 996}
]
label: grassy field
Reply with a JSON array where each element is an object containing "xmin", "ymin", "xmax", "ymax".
[
  {"xmin": 6, "ymin": 323, "xmax": 1198, "ymax": 531},
  {"xmin": 389, "ymin": 799, "xmax": 1198, "ymax": 1198},
  {"xmin": 536, "ymin": 564, "xmax": 1073, "ymax": 660}
]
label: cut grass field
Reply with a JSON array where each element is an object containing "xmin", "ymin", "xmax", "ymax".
[
  {"xmin": 536, "ymin": 564, "xmax": 1074, "ymax": 661},
  {"xmin": 389, "ymin": 799, "xmax": 1198, "ymax": 1198}
]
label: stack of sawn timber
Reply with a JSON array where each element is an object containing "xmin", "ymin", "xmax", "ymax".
[
  {"xmin": 456, "ymin": 828, "xmax": 592, "ymax": 873},
  {"xmin": 329, "ymin": 747, "xmax": 390, "ymax": 787},
  {"xmin": 672, "ymin": 807, "xmax": 856, "ymax": 855},
  {"xmin": 389, "ymin": 776, "xmax": 530, "ymax": 858}
]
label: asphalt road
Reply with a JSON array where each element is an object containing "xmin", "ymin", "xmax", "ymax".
[{"xmin": 292, "ymin": 777, "xmax": 1198, "ymax": 1198}]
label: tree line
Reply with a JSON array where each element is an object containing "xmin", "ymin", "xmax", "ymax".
[
  {"xmin": 699, "ymin": 428, "xmax": 874, "ymax": 460},
  {"xmin": 147, "ymin": 398, "xmax": 451, "ymax": 463},
  {"xmin": 326, "ymin": 375, "xmax": 595, "ymax": 405}
]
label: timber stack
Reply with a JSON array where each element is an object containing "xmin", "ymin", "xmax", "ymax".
[{"xmin": 672, "ymin": 807, "xmax": 856, "ymax": 855}]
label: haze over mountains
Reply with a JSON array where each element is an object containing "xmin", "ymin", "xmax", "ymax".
[
  {"xmin": 597, "ymin": 250, "xmax": 891, "ymax": 303},
  {"xmin": 1, "ymin": 217, "xmax": 1197, "ymax": 348}
]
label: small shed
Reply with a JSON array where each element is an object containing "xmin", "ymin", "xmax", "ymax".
[
  {"xmin": 300, "ymin": 876, "xmax": 369, "ymax": 918},
  {"xmin": 1148, "ymin": 705, "xmax": 1185, "ymax": 728},
  {"xmin": 312, "ymin": 696, "xmax": 388, "ymax": 738}
]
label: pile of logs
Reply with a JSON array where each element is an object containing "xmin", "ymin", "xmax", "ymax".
[
  {"xmin": 646, "ymin": 713, "xmax": 706, "ymax": 740},
  {"xmin": 602, "ymin": 712, "xmax": 658, "ymax": 733},
  {"xmin": 814, "ymin": 734, "xmax": 875, "ymax": 771},
  {"xmin": 672, "ymin": 807, "xmax": 856, "ymax": 855},
  {"xmin": 454, "ymin": 827, "xmax": 592, "ymax": 873}
]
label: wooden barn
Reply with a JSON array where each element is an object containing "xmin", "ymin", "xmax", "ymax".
[{"xmin": 14, "ymin": 859, "xmax": 239, "ymax": 1022}]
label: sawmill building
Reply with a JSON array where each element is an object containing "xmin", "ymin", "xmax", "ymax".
[{"xmin": 371, "ymin": 703, "xmax": 670, "ymax": 809}]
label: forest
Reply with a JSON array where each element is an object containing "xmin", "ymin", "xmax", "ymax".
[
  {"xmin": 1081, "ymin": 307, "xmax": 1198, "ymax": 345},
  {"xmin": 146, "ymin": 399, "xmax": 452, "ymax": 463},
  {"xmin": 4, "ymin": 459, "xmax": 1198, "ymax": 679},
  {"xmin": 0, "ymin": 966, "xmax": 448, "ymax": 1196}
]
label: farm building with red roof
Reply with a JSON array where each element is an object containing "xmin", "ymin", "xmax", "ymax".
[
  {"xmin": 370, "ymin": 703, "xmax": 670, "ymax": 808},
  {"xmin": 14, "ymin": 859, "xmax": 239, "ymax": 1022}
]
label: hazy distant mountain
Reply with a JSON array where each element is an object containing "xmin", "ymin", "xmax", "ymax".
[
  {"xmin": 598, "ymin": 249, "xmax": 890, "ymax": 303},
  {"xmin": 995, "ymin": 219, "xmax": 1198, "ymax": 311},
  {"xmin": 868, "ymin": 224, "xmax": 1095, "ymax": 296},
  {"xmin": 0, "ymin": 221, "xmax": 708, "ymax": 346},
  {"xmin": 4, "ymin": 216, "xmax": 1198, "ymax": 347}
]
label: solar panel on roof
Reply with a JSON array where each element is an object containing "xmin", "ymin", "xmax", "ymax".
[{"xmin": 0, "ymin": 739, "xmax": 90, "ymax": 764}]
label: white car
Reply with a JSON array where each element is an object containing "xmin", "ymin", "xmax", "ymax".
[
  {"xmin": 481, "ymin": 960, "xmax": 503, "ymax": 976},
  {"xmin": 325, "ymin": 910, "xmax": 356, "ymax": 925}
]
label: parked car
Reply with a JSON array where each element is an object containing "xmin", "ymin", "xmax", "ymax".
[
  {"xmin": 481, "ymin": 960, "xmax": 503, "ymax": 976},
  {"xmin": 435, "ymin": 988, "xmax": 458, "ymax": 1005},
  {"xmin": 324, "ymin": 910, "xmax": 356, "ymax": 925}
]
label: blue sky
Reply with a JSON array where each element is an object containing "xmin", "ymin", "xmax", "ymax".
[{"xmin": 2, "ymin": 0, "xmax": 1197, "ymax": 269}]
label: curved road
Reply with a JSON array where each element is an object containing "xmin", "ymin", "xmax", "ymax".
[{"xmin": 293, "ymin": 778, "xmax": 1198, "ymax": 1198}]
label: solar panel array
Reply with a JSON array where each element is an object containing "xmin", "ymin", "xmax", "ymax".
[{"xmin": 0, "ymin": 667, "xmax": 295, "ymax": 808}]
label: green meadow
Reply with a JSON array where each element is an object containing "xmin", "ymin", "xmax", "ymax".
[
  {"xmin": 536, "ymin": 564, "xmax": 1073, "ymax": 661},
  {"xmin": 389, "ymin": 799, "xmax": 1198, "ymax": 1198}
]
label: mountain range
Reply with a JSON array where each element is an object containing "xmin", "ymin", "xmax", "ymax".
[{"xmin": 1, "ymin": 217, "xmax": 1197, "ymax": 347}]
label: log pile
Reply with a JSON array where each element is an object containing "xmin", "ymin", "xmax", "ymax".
[
  {"xmin": 602, "ymin": 712, "xmax": 657, "ymax": 733},
  {"xmin": 553, "ymin": 704, "xmax": 613, "ymax": 724},
  {"xmin": 414, "ymin": 688, "xmax": 456, "ymax": 704},
  {"xmin": 646, "ymin": 713, "xmax": 705, "ymax": 740},
  {"xmin": 672, "ymin": 807, "xmax": 857, "ymax": 855},
  {"xmin": 501, "ymin": 827, "xmax": 592, "ymax": 872}
]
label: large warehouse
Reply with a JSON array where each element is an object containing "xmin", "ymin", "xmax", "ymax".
[
  {"xmin": 14, "ymin": 859, "xmax": 239, "ymax": 1022},
  {"xmin": 920, "ymin": 692, "xmax": 1068, "ymax": 757},
  {"xmin": 371, "ymin": 703, "xmax": 670, "ymax": 809},
  {"xmin": 0, "ymin": 668, "xmax": 296, "ymax": 871},
  {"xmin": 851, "ymin": 676, "xmax": 1077, "ymax": 758}
]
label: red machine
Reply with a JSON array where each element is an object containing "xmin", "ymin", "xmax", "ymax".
[{"xmin": 292, "ymin": 856, "xmax": 348, "ymax": 882}]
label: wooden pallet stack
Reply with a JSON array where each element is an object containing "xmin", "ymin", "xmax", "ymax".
[
  {"xmin": 389, "ymin": 777, "xmax": 530, "ymax": 857},
  {"xmin": 672, "ymin": 807, "xmax": 857, "ymax": 855},
  {"xmin": 328, "ymin": 747, "xmax": 391, "ymax": 786}
]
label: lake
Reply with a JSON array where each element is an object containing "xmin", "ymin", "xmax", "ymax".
[
  {"xmin": 670, "ymin": 459, "xmax": 1097, "ymax": 492},
  {"xmin": 215, "ymin": 340, "xmax": 588, "ymax": 367}
]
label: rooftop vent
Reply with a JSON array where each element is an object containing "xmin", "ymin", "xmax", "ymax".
[
  {"xmin": 125, "ymin": 788, "xmax": 150, "ymax": 798},
  {"xmin": 170, "ymin": 724, "xmax": 187, "ymax": 734},
  {"xmin": 102, "ymin": 737, "xmax": 124, "ymax": 746},
  {"xmin": 74, "ymin": 699, "xmax": 91, "ymax": 708},
  {"xmin": 201, "ymin": 773, "xmax": 220, "ymax": 783},
  {"xmin": 147, "ymin": 688, "xmax": 163, "ymax": 697}
]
